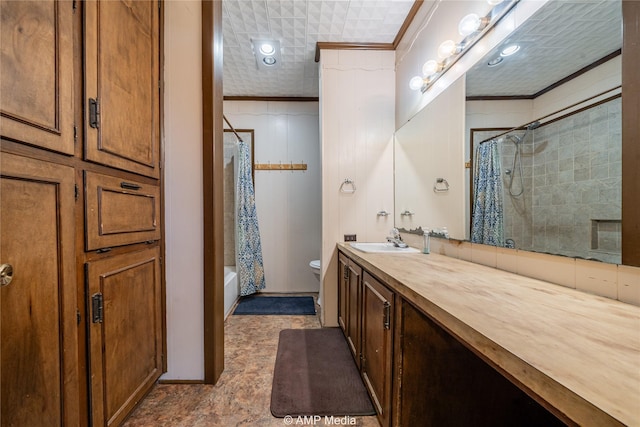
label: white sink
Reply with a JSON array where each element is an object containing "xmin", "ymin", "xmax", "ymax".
[{"xmin": 350, "ymin": 242, "xmax": 420, "ymax": 253}]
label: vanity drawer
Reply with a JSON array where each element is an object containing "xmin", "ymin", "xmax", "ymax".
[{"xmin": 85, "ymin": 171, "xmax": 161, "ymax": 250}]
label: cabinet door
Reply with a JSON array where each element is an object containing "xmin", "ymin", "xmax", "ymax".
[
  {"xmin": 346, "ymin": 261, "xmax": 362, "ymax": 367},
  {"xmin": 84, "ymin": 0, "xmax": 160, "ymax": 178},
  {"xmin": 85, "ymin": 171, "xmax": 161, "ymax": 250},
  {"xmin": 362, "ymin": 272, "xmax": 394, "ymax": 427},
  {"xmin": 0, "ymin": 153, "xmax": 79, "ymax": 426},
  {"xmin": 0, "ymin": 0, "xmax": 74, "ymax": 155},
  {"xmin": 338, "ymin": 252, "xmax": 349, "ymax": 332},
  {"xmin": 86, "ymin": 247, "xmax": 163, "ymax": 427}
]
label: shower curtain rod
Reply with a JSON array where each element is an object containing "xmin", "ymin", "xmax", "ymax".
[
  {"xmin": 223, "ymin": 114, "xmax": 244, "ymax": 143},
  {"xmin": 477, "ymin": 86, "xmax": 621, "ymax": 146}
]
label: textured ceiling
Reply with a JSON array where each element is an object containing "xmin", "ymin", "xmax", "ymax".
[
  {"xmin": 222, "ymin": 0, "xmax": 622, "ymax": 99},
  {"xmin": 466, "ymin": 0, "xmax": 622, "ymax": 97},
  {"xmin": 222, "ymin": 0, "xmax": 415, "ymax": 98}
]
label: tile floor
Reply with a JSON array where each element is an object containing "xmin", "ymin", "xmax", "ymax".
[{"xmin": 123, "ymin": 298, "xmax": 381, "ymax": 427}]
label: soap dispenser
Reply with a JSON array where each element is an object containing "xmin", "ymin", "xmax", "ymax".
[{"xmin": 423, "ymin": 228, "xmax": 430, "ymax": 254}]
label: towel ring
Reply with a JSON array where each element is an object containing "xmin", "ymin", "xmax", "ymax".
[
  {"xmin": 340, "ymin": 179, "xmax": 356, "ymax": 193},
  {"xmin": 433, "ymin": 178, "xmax": 449, "ymax": 193}
]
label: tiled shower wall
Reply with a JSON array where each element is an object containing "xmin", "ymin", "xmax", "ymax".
[{"xmin": 505, "ymin": 97, "xmax": 622, "ymax": 263}]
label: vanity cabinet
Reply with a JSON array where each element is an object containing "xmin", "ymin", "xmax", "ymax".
[
  {"xmin": 361, "ymin": 272, "xmax": 394, "ymax": 427},
  {"xmin": 337, "ymin": 253, "xmax": 349, "ymax": 331},
  {"xmin": 338, "ymin": 252, "xmax": 363, "ymax": 367},
  {"xmin": 338, "ymin": 251, "xmax": 395, "ymax": 427},
  {"xmin": 337, "ymin": 248, "xmax": 566, "ymax": 427}
]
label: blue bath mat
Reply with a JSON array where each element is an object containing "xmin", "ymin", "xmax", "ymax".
[{"xmin": 233, "ymin": 296, "xmax": 316, "ymax": 315}]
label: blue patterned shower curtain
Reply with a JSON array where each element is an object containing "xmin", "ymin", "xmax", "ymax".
[
  {"xmin": 471, "ymin": 139, "xmax": 505, "ymax": 246},
  {"xmin": 236, "ymin": 140, "xmax": 266, "ymax": 296}
]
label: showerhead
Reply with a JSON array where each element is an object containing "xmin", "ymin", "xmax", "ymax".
[{"xmin": 506, "ymin": 134, "xmax": 522, "ymax": 144}]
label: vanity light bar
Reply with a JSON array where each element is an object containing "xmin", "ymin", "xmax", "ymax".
[{"xmin": 409, "ymin": 0, "xmax": 519, "ymax": 93}]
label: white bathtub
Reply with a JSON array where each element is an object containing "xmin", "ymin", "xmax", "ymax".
[{"xmin": 224, "ymin": 266, "xmax": 239, "ymax": 319}]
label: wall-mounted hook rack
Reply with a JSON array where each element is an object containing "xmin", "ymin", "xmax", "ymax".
[{"xmin": 255, "ymin": 162, "xmax": 307, "ymax": 171}]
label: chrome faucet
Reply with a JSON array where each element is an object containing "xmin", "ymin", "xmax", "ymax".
[{"xmin": 387, "ymin": 228, "xmax": 408, "ymax": 248}]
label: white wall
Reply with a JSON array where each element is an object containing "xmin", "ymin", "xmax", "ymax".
[
  {"xmin": 163, "ymin": 1, "xmax": 204, "ymax": 380},
  {"xmin": 319, "ymin": 50, "xmax": 396, "ymax": 326},
  {"xmin": 224, "ymin": 101, "xmax": 322, "ymax": 294}
]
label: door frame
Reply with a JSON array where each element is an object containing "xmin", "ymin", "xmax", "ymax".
[{"xmin": 202, "ymin": 0, "xmax": 225, "ymax": 384}]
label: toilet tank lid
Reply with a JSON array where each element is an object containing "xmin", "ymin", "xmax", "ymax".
[{"xmin": 309, "ymin": 260, "xmax": 321, "ymax": 269}]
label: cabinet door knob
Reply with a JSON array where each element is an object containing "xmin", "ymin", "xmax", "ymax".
[{"xmin": 0, "ymin": 264, "xmax": 14, "ymax": 287}]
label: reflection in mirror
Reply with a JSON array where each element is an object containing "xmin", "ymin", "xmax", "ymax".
[
  {"xmin": 466, "ymin": 0, "xmax": 622, "ymax": 264},
  {"xmin": 395, "ymin": 77, "xmax": 466, "ymax": 240}
]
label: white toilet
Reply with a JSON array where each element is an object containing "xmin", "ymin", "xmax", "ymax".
[{"xmin": 309, "ymin": 260, "xmax": 321, "ymax": 306}]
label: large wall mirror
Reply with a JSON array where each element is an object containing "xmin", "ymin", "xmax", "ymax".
[{"xmin": 395, "ymin": 0, "xmax": 624, "ymax": 264}]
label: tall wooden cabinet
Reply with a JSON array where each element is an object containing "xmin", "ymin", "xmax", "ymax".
[{"xmin": 0, "ymin": 1, "xmax": 164, "ymax": 425}]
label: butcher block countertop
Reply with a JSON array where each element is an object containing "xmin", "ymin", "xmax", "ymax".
[{"xmin": 338, "ymin": 243, "xmax": 640, "ymax": 426}]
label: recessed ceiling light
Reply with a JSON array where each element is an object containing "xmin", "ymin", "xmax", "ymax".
[
  {"xmin": 260, "ymin": 43, "xmax": 275, "ymax": 55},
  {"xmin": 487, "ymin": 56, "xmax": 504, "ymax": 67},
  {"xmin": 500, "ymin": 44, "xmax": 520, "ymax": 57},
  {"xmin": 251, "ymin": 38, "xmax": 282, "ymax": 69}
]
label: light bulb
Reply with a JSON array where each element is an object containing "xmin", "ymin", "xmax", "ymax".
[
  {"xmin": 263, "ymin": 56, "xmax": 277, "ymax": 66},
  {"xmin": 500, "ymin": 44, "xmax": 520, "ymax": 57},
  {"xmin": 409, "ymin": 76, "xmax": 425, "ymax": 91},
  {"xmin": 487, "ymin": 0, "xmax": 503, "ymax": 5},
  {"xmin": 260, "ymin": 43, "xmax": 275, "ymax": 55},
  {"xmin": 458, "ymin": 13, "xmax": 481, "ymax": 36},
  {"xmin": 422, "ymin": 60, "xmax": 440, "ymax": 76},
  {"xmin": 437, "ymin": 40, "xmax": 457, "ymax": 59}
]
